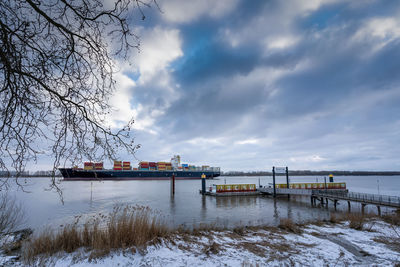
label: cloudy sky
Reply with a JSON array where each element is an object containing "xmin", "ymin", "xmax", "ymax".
[{"xmin": 103, "ymin": 0, "xmax": 400, "ymax": 172}]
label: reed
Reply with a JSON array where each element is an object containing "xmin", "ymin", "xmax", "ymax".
[
  {"xmin": 347, "ymin": 213, "xmax": 366, "ymax": 230},
  {"xmin": 23, "ymin": 205, "xmax": 169, "ymax": 262},
  {"xmin": 382, "ymin": 212, "xmax": 400, "ymax": 226},
  {"xmin": 278, "ymin": 218, "xmax": 302, "ymax": 234}
]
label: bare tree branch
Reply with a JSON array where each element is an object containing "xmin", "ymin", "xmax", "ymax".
[{"xmin": 0, "ymin": 0, "xmax": 153, "ymax": 196}]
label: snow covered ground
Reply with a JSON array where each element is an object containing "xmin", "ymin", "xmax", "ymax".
[{"xmin": 2, "ymin": 219, "xmax": 400, "ymax": 266}]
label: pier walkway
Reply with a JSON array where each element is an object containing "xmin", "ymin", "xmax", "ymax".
[{"xmin": 259, "ymin": 188, "xmax": 400, "ymax": 213}]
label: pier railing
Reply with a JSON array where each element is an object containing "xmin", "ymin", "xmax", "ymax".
[
  {"xmin": 259, "ymin": 187, "xmax": 400, "ymax": 208},
  {"xmin": 314, "ymin": 190, "xmax": 400, "ymax": 208}
]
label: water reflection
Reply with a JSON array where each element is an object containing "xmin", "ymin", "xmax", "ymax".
[
  {"xmin": 215, "ymin": 196, "xmax": 257, "ymax": 208},
  {"xmin": 273, "ymin": 198, "xmax": 279, "ymax": 224},
  {"xmin": 169, "ymin": 194, "xmax": 175, "ymax": 215}
]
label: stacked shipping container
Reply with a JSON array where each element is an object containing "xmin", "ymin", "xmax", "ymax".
[
  {"xmin": 84, "ymin": 162, "xmax": 93, "ymax": 170},
  {"xmin": 166, "ymin": 162, "xmax": 172, "ymax": 170},
  {"xmin": 139, "ymin": 161, "xmax": 149, "ymax": 170},
  {"xmin": 80, "ymin": 158, "xmax": 220, "ymax": 172},
  {"xmin": 114, "ymin": 161, "xmax": 122, "ymax": 170},
  {"xmin": 94, "ymin": 162, "xmax": 103, "ymax": 170},
  {"xmin": 157, "ymin": 162, "xmax": 166, "ymax": 171},
  {"xmin": 123, "ymin": 162, "xmax": 131, "ymax": 170},
  {"xmin": 149, "ymin": 162, "xmax": 157, "ymax": 170}
]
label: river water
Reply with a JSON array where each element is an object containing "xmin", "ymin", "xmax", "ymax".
[{"xmin": 6, "ymin": 175, "xmax": 400, "ymax": 230}]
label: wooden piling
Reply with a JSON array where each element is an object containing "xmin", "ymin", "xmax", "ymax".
[
  {"xmin": 286, "ymin": 167, "xmax": 290, "ymax": 199},
  {"xmin": 361, "ymin": 203, "xmax": 366, "ymax": 214},
  {"xmin": 171, "ymin": 174, "xmax": 175, "ymax": 195},
  {"xmin": 201, "ymin": 173, "xmax": 206, "ymax": 195},
  {"xmin": 272, "ymin": 166, "xmax": 276, "ymax": 198}
]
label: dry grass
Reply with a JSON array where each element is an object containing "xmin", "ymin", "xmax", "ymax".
[
  {"xmin": 233, "ymin": 226, "xmax": 245, "ymax": 236},
  {"xmin": 325, "ymin": 212, "xmax": 377, "ymax": 231},
  {"xmin": 382, "ymin": 212, "xmax": 400, "ymax": 226},
  {"xmin": 346, "ymin": 213, "xmax": 366, "ymax": 230},
  {"xmin": 239, "ymin": 242, "xmax": 267, "ymax": 257},
  {"xmin": 23, "ymin": 206, "xmax": 169, "ymax": 262},
  {"xmin": 21, "ymin": 204, "xmax": 393, "ymax": 264},
  {"xmin": 373, "ymin": 236, "xmax": 400, "ymax": 252},
  {"xmin": 329, "ymin": 212, "xmax": 342, "ymax": 224},
  {"xmin": 278, "ymin": 218, "xmax": 302, "ymax": 234},
  {"xmin": 202, "ymin": 241, "xmax": 223, "ymax": 255}
]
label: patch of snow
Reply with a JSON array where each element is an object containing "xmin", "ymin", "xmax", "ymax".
[{"xmin": 3, "ymin": 219, "xmax": 400, "ymax": 266}]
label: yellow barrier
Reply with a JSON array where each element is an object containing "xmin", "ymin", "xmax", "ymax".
[
  {"xmin": 275, "ymin": 182, "xmax": 346, "ymax": 190},
  {"xmin": 216, "ymin": 184, "xmax": 257, "ymax": 193}
]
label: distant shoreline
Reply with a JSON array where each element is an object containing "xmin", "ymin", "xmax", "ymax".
[
  {"xmin": 222, "ymin": 171, "xmax": 400, "ymax": 176},
  {"xmin": 1, "ymin": 170, "xmax": 400, "ymax": 178}
]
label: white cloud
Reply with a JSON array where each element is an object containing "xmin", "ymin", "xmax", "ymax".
[
  {"xmin": 107, "ymin": 72, "xmax": 137, "ymax": 128},
  {"xmin": 159, "ymin": 0, "xmax": 239, "ymax": 23},
  {"xmin": 185, "ymin": 137, "xmax": 224, "ymax": 146},
  {"xmin": 290, "ymin": 155, "xmax": 326, "ymax": 163},
  {"xmin": 221, "ymin": 0, "xmax": 344, "ymax": 50},
  {"xmin": 235, "ymin": 139, "xmax": 259, "ymax": 145},
  {"xmin": 136, "ymin": 27, "xmax": 183, "ymax": 83},
  {"xmin": 108, "ymin": 26, "xmax": 183, "ymax": 133},
  {"xmin": 266, "ymin": 35, "xmax": 301, "ymax": 50},
  {"xmin": 353, "ymin": 17, "xmax": 400, "ymax": 52}
]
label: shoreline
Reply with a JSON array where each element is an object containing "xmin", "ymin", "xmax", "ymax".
[{"xmin": 1, "ymin": 213, "xmax": 399, "ymax": 266}]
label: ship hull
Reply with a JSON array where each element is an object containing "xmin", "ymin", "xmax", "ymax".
[{"xmin": 59, "ymin": 168, "xmax": 220, "ymax": 181}]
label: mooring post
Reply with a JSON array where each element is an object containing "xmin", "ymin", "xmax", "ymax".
[
  {"xmin": 377, "ymin": 206, "xmax": 381, "ymax": 216},
  {"xmin": 334, "ymin": 199, "xmax": 338, "ymax": 210},
  {"xmin": 361, "ymin": 203, "xmax": 366, "ymax": 214},
  {"xmin": 171, "ymin": 174, "xmax": 175, "ymax": 195},
  {"xmin": 347, "ymin": 201, "xmax": 351, "ymax": 212},
  {"xmin": 272, "ymin": 166, "xmax": 276, "ymax": 198},
  {"xmin": 201, "ymin": 173, "xmax": 206, "ymax": 195},
  {"xmin": 285, "ymin": 167, "xmax": 289, "ymax": 188},
  {"xmin": 286, "ymin": 167, "xmax": 290, "ymax": 199}
]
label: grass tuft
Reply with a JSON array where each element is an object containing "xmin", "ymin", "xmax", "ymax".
[
  {"xmin": 278, "ymin": 218, "xmax": 302, "ymax": 234},
  {"xmin": 382, "ymin": 212, "xmax": 400, "ymax": 226},
  {"xmin": 202, "ymin": 241, "xmax": 223, "ymax": 255},
  {"xmin": 347, "ymin": 213, "xmax": 365, "ymax": 230}
]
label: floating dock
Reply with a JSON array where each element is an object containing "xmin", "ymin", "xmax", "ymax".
[{"xmin": 201, "ymin": 184, "xmax": 260, "ymax": 196}]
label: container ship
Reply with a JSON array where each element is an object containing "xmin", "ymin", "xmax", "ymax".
[{"xmin": 60, "ymin": 155, "xmax": 220, "ymax": 181}]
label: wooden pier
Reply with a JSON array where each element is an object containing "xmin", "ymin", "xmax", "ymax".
[{"xmin": 259, "ymin": 188, "xmax": 400, "ymax": 213}]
